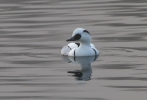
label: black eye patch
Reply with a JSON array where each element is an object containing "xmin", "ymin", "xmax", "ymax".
[
  {"xmin": 83, "ymin": 30, "xmax": 90, "ymax": 35},
  {"xmin": 74, "ymin": 34, "xmax": 81, "ymax": 40}
]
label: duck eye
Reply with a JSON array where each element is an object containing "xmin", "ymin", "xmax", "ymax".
[
  {"xmin": 83, "ymin": 30, "xmax": 90, "ymax": 35},
  {"xmin": 74, "ymin": 34, "xmax": 81, "ymax": 40}
]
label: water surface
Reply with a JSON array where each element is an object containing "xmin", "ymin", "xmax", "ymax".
[{"xmin": 0, "ymin": 0, "xmax": 147, "ymax": 100}]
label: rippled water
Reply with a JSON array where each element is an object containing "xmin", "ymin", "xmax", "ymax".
[{"xmin": 0, "ymin": 0, "xmax": 147, "ymax": 100}]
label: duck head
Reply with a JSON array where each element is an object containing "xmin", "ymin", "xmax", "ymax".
[{"xmin": 66, "ymin": 28, "xmax": 91, "ymax": 43}]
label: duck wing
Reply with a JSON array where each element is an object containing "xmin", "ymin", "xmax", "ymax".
[{"xmin": 61, "ymin": 43, "xmax": 78, "ymax": 56}]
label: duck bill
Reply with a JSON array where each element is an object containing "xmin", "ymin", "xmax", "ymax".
[{"xmin": 66, "ymin": 37, "xmax": 75, "ymax": 41}]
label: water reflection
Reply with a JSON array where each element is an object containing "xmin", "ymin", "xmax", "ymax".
[{"xmin": 62, "ymin": 56, "xmax": 98, "ymax": 81}]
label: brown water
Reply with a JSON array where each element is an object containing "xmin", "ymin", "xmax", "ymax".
[{"xmin": 0, "ymin": 0, "xmax": 147, "ymax": 100}]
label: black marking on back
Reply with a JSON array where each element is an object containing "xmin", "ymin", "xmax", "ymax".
[
  {"xmin": 68, "ymin": 46, "xmax": 71, "ymax": 50},
  {"xmin": 92, "ymin": 48, "xmax": 97, "ymax": 61},
  {"xmin": 74, "ymin": 49, "xmax": 76, "ymax": 56},
  {"xmin": 83, "ymin": 30, "xmax": 90, "ymax": 35},
  {"xmin": 75, "ymin": 43, "xmax": 80, "ymax": 47},
  {"xmin": 74, "ymin": 49, "xmax": 76, "ymax": 61}
]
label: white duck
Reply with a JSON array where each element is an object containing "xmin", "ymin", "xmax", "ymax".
[{"xmin": 61, "ymin": 28, "xmax": 99, "ymax": 56}]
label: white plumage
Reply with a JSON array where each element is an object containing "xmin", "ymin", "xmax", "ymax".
[{"xmin": 61, "ymin": 28, "xmax": 99, "ymax": 56}]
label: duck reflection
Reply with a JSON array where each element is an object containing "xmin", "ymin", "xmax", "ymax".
[{"xmin": 62, "ymin": 56, "xmax": 98, "ymax": 81}]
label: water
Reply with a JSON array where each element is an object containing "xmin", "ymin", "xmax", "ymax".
[{"xmin": 0, "ymin": 0, "xmax": 147, "ymax": 100}]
